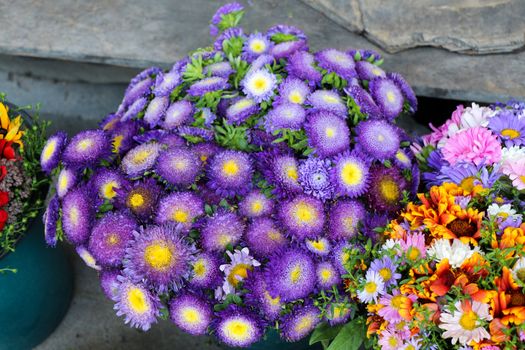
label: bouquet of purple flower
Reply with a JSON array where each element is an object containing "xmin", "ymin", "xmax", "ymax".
[{"xmin": 41, "ymin": 3, "xmax": 419, "ymax": 348}]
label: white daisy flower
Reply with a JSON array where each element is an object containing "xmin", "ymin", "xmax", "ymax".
[
  {"xmin": 241, "ymin": 68, "xmax": 277, "ymax": 103},
  {"xmin": 427, "ymin": 239, "xmax": 480, "ymax": 268},
  {"xmin": 459, "ymin": 103, "xmax": 492, "ymax": 129},
  {"xmin": 512, "ymin": 256, "xmax": 525, "ymax": 285},
  {"xmin": 381, "ymin": 238, "xmax": 402, "ymax": 254},
  {"xmin": 439, "ymin": 300, "xmax": 492, "ymax": 345},
  {"xmin": 500, "ymin": 146, "xmax": 525, "ymax": 172},
  {"xmin": 357, "ymin": 270, "xmax": 385, "ymax": 303},
  {"xmin": 487, "ymin": 203, "xmax": 519, "ymax": 220},
  {"xmin": 216, "ymin": 247, "xmax": 260, "ymax": 300}
]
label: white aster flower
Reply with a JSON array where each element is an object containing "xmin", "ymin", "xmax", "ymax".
[
  {"xmin": 512, "ymin": 256, "xmax": 525, "ymax": 285},
  {"xmin": 427, "ymin": 239, "xmax": 479, "ymax": 268},
  {"xmin": 357, "ymin": 270, "xmax": 385, "ymax": 304},
  {"xmin": 381, "ymin": 238, "xmax": 402, "ymax": 254},
  {"xmin": 241, "ymin": 68, "xmax": 276, "ymax": 103},
  {"xmin": 217, "ymin": 247, "xmax": 260, "ymax": 299},
  {"xmin": 487, "ymin": 203, "xmax": 519, "ymax": 219},
  {"xmin": 439, "ymin": 300, "xmax": 492, "ymax": 345}
]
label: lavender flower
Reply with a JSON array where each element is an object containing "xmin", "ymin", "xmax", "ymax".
[{"xmin": 298, "ymin": 157, "xmax": 333, "ymax": 201}]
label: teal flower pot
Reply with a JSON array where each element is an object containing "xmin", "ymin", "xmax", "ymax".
[
  {"xmin": 223, "ymin": 328, "xmax": 323, "ymax": 350},
  {"xmin": 0, "ymin": 215, "xmax": 73, "ymax": 350}
]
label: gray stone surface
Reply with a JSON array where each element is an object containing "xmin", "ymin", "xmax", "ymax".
[
  {"xmin": 303, "ymin": 0, "xmax": 525, "ymax": 54},
  {"xmin": 0, "ymin": 0, "xmax": 524, "ymax": 102}
]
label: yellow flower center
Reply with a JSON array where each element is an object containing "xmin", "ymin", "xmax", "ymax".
[
  {"xmin": 294, "ymin": 316, "xmax": 314, "ymax": 333},
  {"xmin": 288, "ymin": 91, "xmax": 304, "ymax": 104},
  {"xmin": 325, "ymin": 127, "xmax": 336, "ymax": 138},
  {"xmin": 264, "ymin": 291, "xmax": 281, "ymax": 306},
  {"xmin": 459, "ymin": 310, "xmax": 478, "ymax": 331},
  {"xmin": 129, "ymin": 193, "xmax": 145, "ymax": 208},
  {"xmin": 234, "ymin": 99, "xmax": 254, "ymax": 110},
  {"xmin": 193, "ymin": 259, "xmax": 207, "ymax": 277},
  {"xmin": 390, "ymin": 295, "xmax": 405, "ymax": 310},
  {"xmin": 227, "ymin": 263, "xmax": 252, "ymax": 288},
  {"xmin": 379, "ymin": 267, "xmax": 392, "ymax": 282},
  {"xmin": 341, "ymin": 162, "xmax": 362, "ymax": 186},
  {"xmin": 58, "ymin": 173, "xmax": 69, "ymax": 193},
  {"xmin": 310, "ymin": 240, "xmax": 326, "ymax": 252},
  {"xmin": 218, "ymin": 234, "xmax": 232, "ymax": 247},
  {"xmin": 406, "ymin": 247, "xmax": 420, "ymax": 261},
  {"xmin": 251, "ymin": 200, "xmax": 263, "ymax": 214},
  {"xmin": 520, "ymin": 175, "xmax": 525, "ymax": 184},
  {"xmin": 173, "ymin": 159, "xmax": 187, "ymax": 171},
  {"xmin": 379, "ymin": 179, "xmax": 399, "ymax": 202},
  {"xmin": 222, "ymin": 160, "xmax": 239, "ymax": 176},
  {"xmin": 132, "ymin": 149, "xmax": 152, "ymax": 165},
  {"xmin": 253, "ymin": 78, "xmax": 268, "ymax": 92},
  {"xmin": 372, "ymin": 68, "xmax": 382, "ymax": 76},
  {"xmin": 405, "ymin": 345, "xmax": 415, "ymax": 350},
  {"xmin": 127, "ymin": 287, "xmax": 148, "ymax": 314},
  {"xmin": 460, "ymin": 176, "xmax": 476, "ymax": 192},
  {"xmin": 290, "ymin": 264, "xmax": 302, "ymax": 284},
  {"xmin": 112, "ymin": 134, "xmax": 124, "ymax": 153},
  {"xmin": 516, "ymin": 267, "xmax": 525, "ymax": 283},
  {"xmin": 106, "ymin": 233, "xmax": 120, "ymax": 246},
  {"xmin": 395, "ymin": 150, "xmax": 409, "ymax": 164},
  {"xmin": 342, "ymin": 217, "xmax": 354, "ymax": 231},
  {"xmin": 323, "ymin": 95, "xmax": 339, "ymax": 104},
  {"xmin": 342, "ymin": 251, "xmax": 350, "ymax": 264},
  {"xmin": 294, "ymin": 202, "xmax": 316, "ymax": 224},
  {"xmin": 285, "ymin": 165, "xmax": 298, "ymax": 181},
  {"xmin": 102, "ymin": 181, "xmax": 118, "ymax": 199},
  {"xmin": 181, "ymin": 307, "xmax": 200, "ymax": 324},
  {"xmin": 69, "ymin": 207, "xmax": 79, "ymax": 225},
  {"xmin": 77, "ymin": 139, "xmax": 93, "ymax": 151},
  {"xmin": 267, "ymin": 230, "xmax": 282, "ymax": 241},
  {"xmin": 172, "ymin": 209, "xmax": 189, "ymax": 223},
  {"xmin": 364, "ymin": 281, "xmax": 377, "ymax": 294},
  {"xmin": 144, "ymin": 242, "xmax": 173, "ymax": 271},
  {"xmin": 498, "ymin": 211, "xmax": 510, "ymax": 219},
  {"xmin": 42, "ymin": 139, "xmax": 57, "ymax": 161},
  {"xmin": 320, "ymin": 268, "xmax": 332, "ymax": 282},
  {"xmin": 377, "ymin": 134, "xmax": 385, "ymax": 142},
  {"xmin": 224, "ymin": 320, "xmax": 250, "ymax": 341},
  {"xmin": 501, "ymin": 128, "xmax": 520, "ymax": 139},
  {"xmin": 386, "ymin": 91, "xmax": 396, "ymax": 103},
  {"xmin": 250, "ymin": 39, "xmax": 266, "ymax": 53},
  {"xmin": 388, "ymin": 337, "xmax": 399, "ymax": 347}
]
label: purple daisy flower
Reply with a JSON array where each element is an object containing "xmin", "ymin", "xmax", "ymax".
[
  {"xmin": 225, "ymin": 97, "xmax": 260, "ymax": 125},
  {"xmin": 245, "ymin": 217, "xmax": 288, "ymax": 257},
  {"xmin": 187, "ymin": 76, "xmax": 229, "ymax": 97},
  {"xmin": 264, "ymin": 103, "xmax": 306, "ymax": 133},
  {"xmin": 344, "ymin": 84, "xmax": 381, "ymax": 119},
  {"xmin": 305, "ymin": 237, "xmax": 331, "ymax": 256},
  {"xmin": 243, "ymin": 32, "xmax": 272, "ymax": 62},
  {"xmin": 91, "ymin": 168, "xmax": 130, "ymax": 201},
  {"xmin": 265, "ymin": 248, "xmax": 316, "ymax": 302},
  {"xmin": 156, "ymin": 192, "xmax": 204, "ymax": 230},
  {"xmin": 258, "ymin": 149, "xmax": 302, "ymax": 198},
  {"xmin": 143, "ymin": 96, "xmax": 169, "ymax": 127},
  {"xmin": 201, "ymin": 210, "xmax": 245, "ymax": 252},
  {"xmin": 305, "ymin": 111, "xmax": 351, "ymax": 158},
  {"xmin": 355, "ymin": 61, "xmax": 386, "ymax": 81},
  {"xmin": 307, "ymin": 90, "xmax": 347, "ymax": 117},
  {"xmin": 204, "ymin": 61, "xmax": 234, "ymax": 78},
  {"xmin": 369, "ymin": 77, "xmax": 404, "ymax": 120},
  {"xmin": 209, "ymin": 2, "xmax": 244, "ymax": 36},
  {"xmin": 298, "ymin": 157, "xmax": 334, "ymax": 201},
  {"xmin": 76, "ymin": 245, "xmax": 101, "ymax": 270},
  {"xmin": 315, "ymin": 48, "xmax": 356, "ymax": 80},
  {"xmin": 62, "ymin": 186, "xmax": 94, "ymax": 245},
  {"xmin": 99, "ymin": 269, "xmax": 120, "ymax": 301},
  {"xmin": 153, "ymin": 70, "xmax": 182, "ymax": 97},
  {"xmin": 215, "ymin": 306, "xmax": 263, "ymax": 348},
  {"xmin": 56, "ymin": 167, "xmax": 78, "ymax": 198},
  {"xmin": 43, "ymin": 195, "xmax": 60, "ymax": 247},
  {"xmin": 369, "ymin": 256, "xmax": 401, "ymax": 288},
  {"xmin": 121, "ymin": 142, "xmax": 162, "ymax": 177},
  {"xmin": 280, "ymin": 303, "xmax": 321, "ymax": 342},
  {"xmin": 207, "ymin": 150, "xmax": 253, "ymax": 197},
  {"xmin": 120, "ymin": 179, "xmax": 161, "ymax": 220},
  {"xmin": 189, "ymin": 252, "xmax": 222, "ymax": 289},
  {"xmin": 316, "ymin": 261, "xmax": 341, "ymax": 290},
  {"xmin": 270, "ymin": 40, "xmax": 308, "ymax": 60},
  {"xmin": 366, "ymin": 165, "xmax": 407, "ymax": 213},
  {"xmin": 88, "ymin": 211, "xmax": 136, "ymax": 268},
  {"xmin": 331, "ymin": 151, "xmax": 369, "ymax": 197},
  {"xmin": 110, "ymin": 120, "xmax": 139, "ymax": 155},
  {"xmin": 155, "ymin": 147, "xmax": 201, "ymax": 187},
  {"xmin": 163, "ymin": 100, "xmax": 194, "ymax": 129},
  {"xmin": 355, "ymin": 119, "xmax": 401, "ymax": 160},
  {"xmin": 387, "ymin": 72, "xmax": 417, "ymax": 113},
  {"xmin": 278, "ymin": 195, "xmax": 325, "ymax": 240},
  {"xmin": 276, "ymin": 77, "xmax": 310, "ymax": 105},
  {"xmin": 169, "ymin": 293, "xmax": 212, "ymax": 336},
  {"xmin": 114, "ymin": 278, "xmax": 161, "ymax": 331},
  {"xmin": 286, "ymin": 51, "xmax": 322, "ymax": 87},
  {"xmin": 40, "ymin": 131, "xmax": 67, "ymax": 174},
  {"xmin": 488, "ymin": 109, "xmax": 525, "ymax": 147},
  {"xmin": 267, "ymin": 24, "xmax": 307, "ymax": 42},
  {"xmin": 214, "ymin": 27, "xmax": 245, "ymax": 52},
  {"xmin": 121, "ymin": 97, "xmax": 148, "ymax": 121},
  {"xmin": 244, "ymin": 270, "xmax": 283, "ymax": 321},
  {"xmin": 241, "ymin": 68, "xmax": 277, "ymax": 103},
  {"xmin": 328, "ymin": 199, "xmax": 366, "ymax": 240},
  {"xmin": 62, "ymin": 130, "xmax": 111, "ymax": 168},
  {"xmin": 239, "ymin": 190, "xmax": 274, "ymax": 218},
  {"xmin": 124, "ymin": 224, "xmax": 194, "ymax": 293}
]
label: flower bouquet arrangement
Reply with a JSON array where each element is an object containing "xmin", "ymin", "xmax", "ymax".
[{"xmin": 41, "ymin": 2, "xmax": 419, "ymax": 348}]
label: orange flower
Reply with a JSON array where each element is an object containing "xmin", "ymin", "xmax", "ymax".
[
  {"xmin": 493, "ymin": 267, "xmax": 525, "ymax": 326},
  {"xmin": 495, "ymin": 225, "xmax": 525, "ymax": 255}
]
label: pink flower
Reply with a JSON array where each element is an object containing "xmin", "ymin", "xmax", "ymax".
[
  {"xmin": 442, "ymin": 127, "xmax": 501, "ymax": 166},
  {"xmin": 377, "ymin": 289, "xmax": 417, "ymax": 324},
  {"xmin": 400, "ymin": 232, "xmax": 426, "ymax": 261},
  {"xmin": 502, "ymin": 157, "xmax": 525, "ymax": 190}
]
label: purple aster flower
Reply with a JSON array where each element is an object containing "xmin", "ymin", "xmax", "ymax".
[
  {"xmin": 247, "ymin": 54, "xmax": 275, "ymax": 73},
  {"xmin": 369, "ymin": 256, "xmax": 401, "ymax": 288},
  {"xmin": 110, "ymin": 120, "xmax": 139, "ymax": 155},
  {"xmin": 331, "ymin": 151, "xmax": 369, "ymax": 197},
  {"xmin": 332, "ymin": 241, "xmax": 356, "ymax": 274},
  {"xmin": 171, "ymin": 57, "xmax": 190, "ymax": 74},
  {"xmin": 122, "ymin": 76, "xmax": 153, "ymax": 107},
  {"xmin": 100, "ymin": 113, "xmax": 120, "ymax": 131},
  {"xmin": 158, "ymin": 132, "xmax": 186, "ymax": 148},
  {"xmin": 325, "ymin": 302, "xmax": 351, "ymax": 326},
  {"xmin": 62, "ymin": 130, "xmax": 111, "ymax": 168},
  {"xmin": 276, "ymin": 77, "xmax": 310, "ymax": 105},
  {"xmin": 298, "ymin": 157, "xmax": 333, "ymax": 201},
  {"xmin": 88, "ymin": 211, "xmax": 137, "ymax": 268},
  {"xmin": 169, "ymin": 293, "xmax": 212, "ymax": 336},
  {"xmin": 393, "ymin": 148, "xmax": 414, "ymax": 169},
  {"xmin": 114, "ymin": 278, "xmax": 161, "ymax": 331},
  {"xmin": 247, "ymin": 128, "xmax": 277, "ymax": 147},
  {"xmin": 305, "ymin": 237, "xmax": 331, "ymax": 256},
  {"xmin": 307, "ymin": 90, "xmax": 347, "ymax": 117},
  {"xmin": 225, "ymin": 97, "xmax": 260, "ymax": 125},
  {"xmin": 214, "ymin": 27, "xmax": 245, "ymax": 52},
  {"xmin": 366, "ymin": 165, "xmax": 407, "ymax": 213},
  {"xmin": 280, "ymin": 303, "xmax": 321, "ymax": 342},
  {"xmin": 245, "ymin": 217, "xmax": 288, "ymax": 257},
  {"xmin": 143, "ymin": 96, "xmax": 169, "ymax": 127},
  {"xmin": 209, "ymin": 2, "xmax": 244, "ymax": 36},
  {"xmin": 355, "ymin": 61, "xmax": 386, "ymax": 81},
  {"xmin": 369, "ymin": 77, "xmax": 404, "ymax": 120},
  {"xmin": 197, "ymin": 107, "xmax": 217, "ymax": 127},
  {"xmin": 153, "ymin": 70, "xmax": 182, "ymax": 97},
  {"xmin": 91, "ymin": 168, "xmax": 130, "ymax": 202},
  {"xmin": 76, "ymin": 245, "xmax": 101, "ymax": 270},
  {"xmin": 241, "ymin": 68, "xmax": 277, "ymax": 103},
  {"xmin": 56, "ymin": 167, "xmax": 78, "ymax": 198},
  {"xmin": 120, "ymin": 179, "xmax": 161, "ymax": 220},
  {"xmin": 204, "ymin": 61, "xmax": 234, "ymax": 78},
  {"xmin": 215, "ymin": 306, "xmax": 263, "ymax": 348},
  {"xmin": 316, "ymin": 261, "xmax": 341, "ymax": 290},
  {"xmin": 177, "ymin": 126, "xmax": 214, "ymax": 141},
  {"xmin": 43, "ymin": 195, "xmax": 60, "ymax": 247},
  {"xmin": 344, "ymin": 84, "xmax": 381, "ymax": 119},
  {"xmin": 193, "ymin": 142, "xmax": 220, "ymax": 164},
  {"xmin": 286, "ymin": 51, "xmax": 322, "ymax": 87},
  {"xmin": 355, "ymin": 119, "xmax": 401, "ymax": 160},
  {"xmin": 305, "ymin": 111, "xmax": 351, "ymax": 158},
  {"xmin": 189, "ymin": 252, "xmax": 222, "ymax": 289},
  {"xmin": 201, "ymin": 210, "xmax": 245, "ymax": 252},
  {"xmin": 315, "ymin": 49, "xmax": 356, "ymax": 80},
  {"xmin": 270, "ymin": 40, "xmax": 308, "ymax": 60},
  {"xmin": 124, "ymin": 224, "xmax": 195, "ymax": 293},
  {"xmin": 328, "ymin": 199, "xmax": 366, "ymax": 240},
  {"xmin": 264, "ymin": 103, "xmax": 306, "ymax": 133},
  {"xmin": 244, "ymin": 271, "xmax": 283, "ymax": 321},
  {"xmin": 488, "ymin": 109, "xmax": 525, "ymax": 147},
  {"xmin": 278, "ymin": 195, "xmax": 325, "ymax": 240},
  {"xmin": 258, "ymin": 149, "xmax": 302, "ymax": 198},
  {"xmin": 348, "ymin": 48, "xmax": 382, "ymax": 62},
  {"xmin": 243, "ymin": 32, "xmax": 272, "ymax": 62},
  {"xmin": 387, "ymin": 72, "xmax": 417, "ymax": 113},
  {"xmin": 155, "ymin": 147, "xmax": 201, "ymax": 187},
  {"xmin": 156, "ymin": 191, "xmax": 204, "ymax": 230},
  {"xmin": 163, "ymin": 100, "xmax": 194, "ymax": 129},
  {"xmin": 62, "ymin": 186, "xmax": 94, "ymax": 245},
  {"xmin": 265, "ymin": 248, "xmax": 316, "ymax": 302},
  {"xmin": 121, "ymin": 97, "xmax": 148, "ymax": 121},
  {"xmin": 187, "ymin": 76, "xmax": 229, "ymax": 97},
  {"xmin": 267, "ymin": 24, "xmax": 307, "ymax": 41},
  {"xmin": 99, "ymin": 269, "xmax": 120, "ymax": 301},
  {"xmin": 207, "ymin": 150, "xmax": 253, "ymax": 197},
  {"xmin": 128, "ymin": 67, "xmax": 162, "ymax": 89},
  {"xmin": 239, "ymin": 190, "xmax": 274, "ymax": 218},
  {"xmin": 121, "ymin": 142, "xmax": 162, "ymax": 177},
  {"xmin": 40, "ymin": 131, "xmax": 67, "ymax": 174}
]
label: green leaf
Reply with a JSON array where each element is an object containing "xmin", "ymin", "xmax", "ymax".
[
  {"xmin": 326, "ymin": 318, "xmax": 365, "ymax": 350},
  {"xmin": 309, "ymin": 323, "xmax": 343, "ymax": 345}
]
